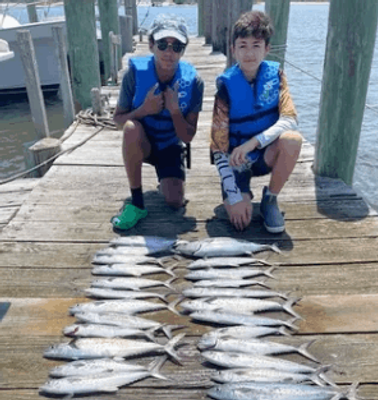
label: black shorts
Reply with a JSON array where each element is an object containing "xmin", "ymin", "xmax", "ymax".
[
  {"xmin": 221, "ymin": 147, "xmax": 272, "ymax": 200},
  {"xmin": 145, "ymin": 144, "xmax": 186, "ymax": 181}
]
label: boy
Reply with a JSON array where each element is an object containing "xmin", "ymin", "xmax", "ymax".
[
  {"xmin": 211, "ymin": 11, "xmax": 302, "ymax": 233},
  {"xmin": 112, "ymin": 14, "xmax": 204, "ymax": 231}
]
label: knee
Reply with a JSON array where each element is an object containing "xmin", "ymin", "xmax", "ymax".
[
  {"xmin": 161, "ymin": 179, "xmax": 184, "ymax": 209},
  {"xmin": 278, "ymin": 130, "xmax": 303, "ymax": 156},
  {"xmin": 123, "ymin": 120, "xmax": 142, "ymax": 139}
]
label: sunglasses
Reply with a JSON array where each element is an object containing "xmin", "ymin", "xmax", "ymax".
[{"xmin": 156, "ymin": 39, "xmax": 185, "ymax": 53}]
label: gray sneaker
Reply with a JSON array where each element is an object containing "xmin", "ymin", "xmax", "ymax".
[{"xmin": 260, "ymin": 186, "xmax": 285, "ymax": 234}]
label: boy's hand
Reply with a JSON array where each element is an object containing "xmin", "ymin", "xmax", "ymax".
[
  {"xmin": 141, "ymin": 83, "xmax": 164, "ymax": 115},
  {"xmin": 229, "ymin": 138, "xmax": 259, "ymax": 167},
  {"xmin": 228, "ymin": 199, "xmax": 252, "ymax": 231},
  {"xmin": 164, "ymin": 82, "xmax": 181, "ymax": 115}
]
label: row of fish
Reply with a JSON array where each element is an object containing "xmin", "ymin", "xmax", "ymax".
[{"xmin": 40, "ymin": 236, "xmax": 193, "ymax": 397}]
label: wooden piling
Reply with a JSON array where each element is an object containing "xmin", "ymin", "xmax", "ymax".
[
  {"xmin": 265, "ymin": 0, "xmax": 290, "ymax": 68},
  {"xmin": 119, "ymin": 15, "xmax": 133, "ymax": 55},
  {"xmin": 314, "ymin": 0, "xmax": 378, "ymax": 185},
  {"xmin": 16, "ymin": 30, "xmax": 49, "ymax": 140},
  {"xmin": 124, "ymin": 0, "xmax": 138, "ymax": 35},
  {"xmin": 109, "ymin": 31, "xmax": 122, "ymax": 85},
  {"xmin": 52, "ymin": 26, "xmax": 75, "ymax": 130},
  {"xmin": 26, "ymin": 1, "xmax": 38, "ymax": 23},
  {"xmin": 212, "ymin": 0, "xmax": 229, "ymax": 55},
  {"xmin": 63, "ymin": 0, "xmax": 101, "ymax": 111},
  {"xmin": 197, "ymin": 0, "xmax": 204, "ymax": 37},
  {"xmin": 203, "ymin": 0, "xmax": 213, "ymax": 45},
  {"xmin": 98, "ymin": 0, "xmax": 122, "ymax": 82},
  {"xmin": 91, "ymin": 87, "xmax": 103, "ymax": 115}
]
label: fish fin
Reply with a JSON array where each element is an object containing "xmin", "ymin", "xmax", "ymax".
[
  {"xmin": 346, "ymin": 382, "xmax": 360, "ymax": 400},
  {"xmin": 284, "ymin": 317, "xmax": 300, "ymax": 331},
  {"xmin": 271, "ymin": 243, "xmax": 281, "ymax": 253},
  {"xmin": 164, "ymin": 332, "xmax": 186, "ymax": 365},
  {"xmin": 144, "ymin": 327, "xmax": 158, "ymax": 342},
  {"xmin": 284, "ymin": 297, "xmax": 303, "ymax": 320},
  {"xmin": 264, "ymin": 266, "xmax": 277, "ymax": 279},
  {"xmin": 298, "ymin": 339, "xmax": 319, "ymax": 363},
  {"xmin": 100, "ymin": 384, "xmax": 119, "ymax": 393},
  {"xmin": 167, "ymin": 298, "xmax": 182, "ymax": 316},
  {"xmin": 148, "ymin": 355, "xmax": 170, "ymax": 380},
  {"xmin": 161, "ymin": 324, "xmax": 186, "ymax": 339},
  {"xmin": 164, "ymin": 265, "xmax": 177, "ymax": 277},
  {"xmin": 278, "ymin": 326, "xmax": 291, "ymax": 336},
  {"xmin": 164, "ymin": 276, "xmax": 179, "ymax": 289},
  {"xmin": 313, "ymin": 365, "xmax": 337, "ymax": 387},
  {"xmin": 62, "ymin": 394, "xmax": 74, "ymax": 400}
]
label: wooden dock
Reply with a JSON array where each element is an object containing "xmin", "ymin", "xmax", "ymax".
[{"xmin": 1, "ymin": 37, "xmax": 378, "ymax": 400}]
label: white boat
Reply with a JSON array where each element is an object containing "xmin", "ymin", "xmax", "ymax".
[
  {"xmin": 0, "ymin": 38, "xmax": 14, "ymax": 62},
  {"xmin": 0, "ymin": 13, "xmax": 66, "ymax": 95}
]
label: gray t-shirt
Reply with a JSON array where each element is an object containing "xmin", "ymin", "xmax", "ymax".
[{"xmin": 118, "ymin": 63, "xmax": 204, "ymax": 114}]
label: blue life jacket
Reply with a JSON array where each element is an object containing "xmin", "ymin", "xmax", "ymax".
[
  {"xmin": 217, "ymin": 60, "xmax": 281, "ymax": 151},
  {"xmin": 130, "ymin": 55, "xmax": 197, "ymax": 150}
]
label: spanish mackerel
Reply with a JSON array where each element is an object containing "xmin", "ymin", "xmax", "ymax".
[
  {"xmin": 43, "ymin": 333, "xmax": 185, "ymax": 363},
  {"xmin": 201, "ymin": 325, "xmax": 289, "ymax": 341},
  {"xmin": 181, "ymin": 297, "xmax": 302, "ymax": 319},
  {"xmin": 92, "ymin": 254, "xmax": 169, "ymax": 266},
  {"xmin": 49, "ymin": 358, "xmax": 148, "ymax": 378},
  {"xmin": 110, "ymin": 235, "xmax": 177, "ymax": 249},
  {"xmin": 182, "ymin": 287, "xmax": 288, "ymax": 300},
  {"xmin": 197, "ymin": 337, "xmax": 318, "ymax": 362},
  {"xmin": 41, "ymin": 356, "xmax": 168, "ymax": 396},
  {"xmin": 92, "ymin": 263, "xmax": 176, "ymax": 277},
  {"xmin": 185, "ymin": 266, "xmax": 276, "ymax": 281},
  {"xmin": 173, "ymin": 237, "xmax": 280, "ymax": 257},
  {"xmin": 207, "ymin": 382, "xmax": 357, "ymax": 400},
  {"xmin": 63, "ymin": 324, "xmax": 159, "ymax": 341},
  {"xmin": 69, "ymin": 299, "xmax": 178, "ymax": 316},
  {"xmin": 190, "ymin": 310, "xmax": 299, "ymax": 330},
  {"xmin": 193, "ymin": 279, "xmax": 270, "ymax": 289},
  {"xmin": 211, "ymin": 366, "xmax": 332, "ymax": 386},
  {"xmin": 202, "ymin": 351, "xmax": 323, "ymax": 374},
  {"xmin": 85, "ymin": 287, "xmax": 168, "ymax": 302},
  {"xmin": 91, "ymin": 277, "xmax": 176, "ymax": 291},
  {"xmin": 187, "ymin": 257, "xmax": 273, "ymax": 269}
]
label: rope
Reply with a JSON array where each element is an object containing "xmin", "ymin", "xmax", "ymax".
[{"xmin": 0, "ymin": 107, "xmax": 118, "ymax": 186}]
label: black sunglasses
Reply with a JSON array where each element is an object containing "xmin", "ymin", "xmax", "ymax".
[{"xmin": 156, "ymin": 39, "xmax": 185, "ymax": 53}]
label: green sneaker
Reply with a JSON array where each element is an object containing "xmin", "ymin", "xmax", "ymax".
[{"xmin": 111, "ymin": 204, "xmax": 148, "ymax": 231}]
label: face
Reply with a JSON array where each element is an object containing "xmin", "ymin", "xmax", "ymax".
[
  {"xmin": 150, "ymin": 37, "xmax": 185, "ymax": 73},
  {"xmin": 232, "ymin": 36, "xmax": 270, "ymax": 80}
]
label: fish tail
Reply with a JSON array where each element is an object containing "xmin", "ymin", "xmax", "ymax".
[
  {"xmin": 148, "ymin": 355, "xmax": 170, "ymax": 380},
  {"xmin": 160, "ymin": 324, "xmax": 186, "ymax": 339},
  {"xmin": 167, "ymin": 298, "xmax": 182, "ymax": 316},
  {"xmin": 264, "ymin": 266, "xmax": 277, "ymax": 279},
  {"xmin": 164, "ymin": 264, "xmax": 178, "ymax": 277},
  {"xmin": 271, "ymin": 243, "xmax": 281, "ymax": 253},
  {"xmin": 278, "ymin": 326, "xmax": 291, "ymax": 336},
  {"xmin": 298, "ymin": 339, "xmax": 319, "ymax": 363},
  {"xmin": 284, "ymin": 297, "xmax": 303, "ymax": 320},
  {"xmin": 313, "ymin": 365, "xmax": 337, "ymax": 387},
  {"xmin": 144, "ymin": 327, "xmax": 160, "ymax": 342},
  {"xmin": 164, "ymin": 276, "xmax": 179, "ymax": 290},
  {"xmin": 164, "ymin": 333, "xmax": 186, "ymax": 365},
  {"xmin": 284, "ymin": 316, "xmax": 300, "ymax": 331},
  {"xmin": 346, "ymin": 382, "xmax": 360, "ymax": 400}
]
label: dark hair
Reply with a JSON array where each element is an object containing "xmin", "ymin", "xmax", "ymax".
[{"xmin": 232, "ymin": 11, "xmax": 274, "ymax": 46}]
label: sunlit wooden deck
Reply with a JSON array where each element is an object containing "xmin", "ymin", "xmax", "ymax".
[{"xmin": 1, "ymin": 37, "xmax": 378, "ymax": 400}]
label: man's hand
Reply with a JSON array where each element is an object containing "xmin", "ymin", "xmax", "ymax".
[
  {"xmin": 229, "ymin": 138, "xmax": 259, "ymax": 167},
  {"xmin": 164, "ymin": 81, "xmax": 181, "ymax": 115},
  {"xmin": 141, "ymin": 83, "xmax": 164, "ymax": 116},
  {"xmin": 227, "ymin": 198, "xmax": 252, "ymax": 231}
]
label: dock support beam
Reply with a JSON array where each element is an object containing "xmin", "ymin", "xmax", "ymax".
[
  {"xmin": 26, "ymin": 0, "xmax": 38, "ymax": 23},
  {"xmin": 64, "ymin": 0, "xmax": 101, "ymax": 111},
  {"xmin": 212, "ymin": 0, "xmax": 228, "ymax": 54},
  {"xmin": 314, "ymin": 0, "xmax": 378, "ymax": 185},
  {"xmin": 124, "ymin": 0, "xmax": 138, "ymax": 35},
  {"xmin": 198, "ymin": 0, "xmax": 204, "ymax": 37},
  {"xmin": 265, "ymin": 0, "xmax": 290, "ymax": 68},
  {"xmin": 203, "ymin": 0, "xmax": 213, "ymax": 45}
]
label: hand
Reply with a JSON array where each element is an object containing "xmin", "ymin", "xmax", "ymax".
[
  {"xmin": 229, "ymin": 139, "xmax": 258, "ymax": 167},
  {"xmin": 141, "ymin": 83, "xmax": 164, "ymax": 115},
  {"xmin": 227, "ymin": 199, "xmax": 252, "ymax": 231},
  {"xmin": 163, "ymin": 81, "xmax": 181, "ymax": 115}
]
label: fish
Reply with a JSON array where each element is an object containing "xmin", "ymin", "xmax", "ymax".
[
  {"xmin": 211, "ymin": 365, "xmax": 333, "ymax": 386},
  {"xmin": 202, "ymin": 351, "xmax": 324, "ymax": 374},
  {"xmin": 200, "ymin": 325, "xmax": 289, "ymax": 341},
  {"xmin": 180, "ymin": 297, "xmax": 302, "ymax": 320},
  {"xmin": 197, "ymin": 337, "xmax": 318, "ymax": 362},
  {"xmin": 91, "ymin": 263, "xmax": 177, "ymax": 277},
  {"xmin": 90, "ymin": 276, "xmax": 177, "ymax": 291},
  {"xmin": 110, "ymin": 235, "xmax": 177, "ymax": 251},
  {"xmin": 73, "ymin": 312, "xmax": 184, "ymax": 339},
  {"xmin": 193, "ymin": 279, "xmax": 271, "ymax": 289},
  {"xmin": 84, "ymin": 287, "xmax": 168, "ymax": 302},
  {"xmin": 185, "ymin": 266, "xmax": 276, "ymax": 280},
  {"xmin": 187, "ymin": 257, "xmax": 273, "ymax": 269},
  {"xmin": 41, "ymin": 355, "xmax": 168, "ymax": 396},
  {"xmin": 173, "ymin": 237, "xmax": 280, "ymax": 258},
  {"xmin": 91, "ymin": 254, "xmax": 169, "ymax": 266},
  {"xmin": 43, "ymin": 333, "xmax": 185, "ymax": 363},
  {"xmin": 63, "ymin": 323, "xmax": 160, "ymax": 341},
  {"xmin": 182, "ymin": 287, "xmax": 288, "ymax": 300},
  {"xmin": 69, "ymin": 298, "xmax": 179, "ymax": 316},
  {"xmin": 190, "ymin": 310, "xmax": 299, "ymax": 331},
  {"xmin": 95, "ymin": 246, "xmax": 163, "ymax": 257},
  {"xmin": 207, "ymin": 382, "xmax": 357, "ymax": 400}
]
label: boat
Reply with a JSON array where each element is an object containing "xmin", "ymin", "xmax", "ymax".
[{"xmin": 0, "ymin": 38, "xmax": 14, "ymax": 62}]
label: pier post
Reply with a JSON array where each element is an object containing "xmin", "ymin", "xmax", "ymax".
[
  {"xmin": 198, "ymin": 0, "xmax": 204, "ymax": 37},
  {"xmin": 16, "ymin": 30, "xmax": 49, "ymax": 140},
  {"xmin": 63, "ymin": 0, "xmax": 101, "ymax": 110},
  {"xmin": 98, "ymin": 0, "xmax": 122, "ymax": 83},
  {"xmin": 203, "ymin": 0, "xmax": 213, "ymax": 44},
  {"xmin": 212, "ymin": 0, "xmax": 229, "ymax": 54},
  {"xmin": 26, "ymin": 1, "xmax": 38, "ymax": 23},
  {"xmin": 52, "ymin": 26, "xmax": 75, "ymax": 129},
  {"xmin": 124, "ymin": 0, "xmax": 138, "ymax": 35},
  {"xmin": 119, "ymin": 15, "xmax": 133, "ymax": 55},
  {"xmin": 265, "ymin": 0, "xmax": 290, "ymax": 68},
  {"xmin": 314, "ymin": 0, "xmax": 378, "ymax": 186}
]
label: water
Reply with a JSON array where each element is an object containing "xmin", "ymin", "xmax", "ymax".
[{"xmin": 1, "ymin": 3, "xmax": 377, "ymax": 211}]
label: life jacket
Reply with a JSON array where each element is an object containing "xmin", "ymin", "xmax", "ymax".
[
  {"xmin": 217, "ymin": 60, "xmax": 281, "ymax": 150},
  {"xmin": 130, "ymin": 55, "xmax": 197, "ymax": 150}
]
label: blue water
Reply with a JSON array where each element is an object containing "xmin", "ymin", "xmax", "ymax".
[{"xmin": 1, "ymin": 2, "xmax": 378, "ymax": 211}]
